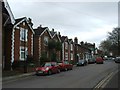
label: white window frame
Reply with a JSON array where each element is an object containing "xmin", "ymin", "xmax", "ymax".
[
  {"xmin": 71, "ymin": 44, "xmax": 73, "ymax": 51},
  {"xmin": 65, "ymin": 52, "xmax": 68, "ymax": 60},
  {"xmin": 71, "ymin": 53, "xmax": 73, "ymax": 60},
  {"xmin": 20, "ymin": 28, "xmax": 28, "ymax": 41},
  {"xmin": 44, "ymin": 36, "xmax": 49, "ymax": 46},
  {"xmin": 65, "ymin": 42, "xmax": 68, "ymax": 50},
  {"xmin": 20, "ymin": 46, "xmax": 28, "ymax": 61}
]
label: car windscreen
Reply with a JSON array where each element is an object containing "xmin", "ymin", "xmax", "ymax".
[
  {"xmin": 79, "ymin": 60, "xmax": 84, "ymax": 62},
  {"xmin": 42, "ymin": 63, "xmax": 51, "ymax": 67}
]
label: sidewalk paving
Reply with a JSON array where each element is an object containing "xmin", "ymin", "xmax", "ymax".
[
  {"xmin": 2, "ymin": 72, "xmax": 35, "ymax": 83},
  {"xmin": 2, "ymin": 65, "xmax": 76, "ymax": 83}
]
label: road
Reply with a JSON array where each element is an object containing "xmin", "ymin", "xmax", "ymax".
[{"xmin": 2, "ymin": 60, "xmax": 118, "ymax": 88}]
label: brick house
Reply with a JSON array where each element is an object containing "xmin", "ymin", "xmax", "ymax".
[
  {"xmin": 13, "ymin": 17, "xmax": 34, "ymax": 61},
  {"xmin": 82, "ymin": 42, "xmax": 95, "ymax": 57},
  {"xmin": 33, "ymin": 26, "xmax": 52, "ymax": 66},
  {"xmin": 11, "ymin": 17, "xmax": 34, "ymax": 71},
  {"xmin": 3, "ymin": 16, "xmax": 34, "ymax": 70},
  {"xmin": 74, "ymin": 37, "xmax": 92, "ymax": 63},
  {"xmin": 2, "ymin": 1, "xmax": 15, "ymax": 70}
]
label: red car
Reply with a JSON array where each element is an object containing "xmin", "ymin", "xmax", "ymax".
[
  {"xmin": 58, "ymin": 61, "xmax": 73, "ymax": 71},
  {"xmin": 96, "ymin": 57, "xmax": 104, "ymax": 64},
  {"xmin": 35, "ymin": 62, "xmax": 60, "ymax": 75}
]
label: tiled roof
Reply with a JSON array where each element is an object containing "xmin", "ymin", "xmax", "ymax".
[
  {"xmin": 50, "ymin": 31, "xmax": 56, "ymax": 37},
  {"xmin": 34, "ymin": 26, "xmax": 47, "ymax": 35},
  {"xmin": 14, "ymin": 17, "xmax": 26, "ymax": 25},
  {"xmin": 61, "ymin": 36, "xmax": 68, "ymax": 42}
]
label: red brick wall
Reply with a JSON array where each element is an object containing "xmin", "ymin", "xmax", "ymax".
[
  {"xmin": 28, "ymin": 29, "xmax": 33, "ymax": 55},
  {"xmin": 4, "ymin": 26, "xmax": 12, "ymax": 70},
  {"xmin": 33, "ymin": 35, "xmax": 39, "ymax": 61},
  {"xmin": 41, "ymin": 31, "xmax": 51, "ymax": 57},
  {"xmin": 14, "ymin": 28, "xmax": 20, "ymax": 61}
]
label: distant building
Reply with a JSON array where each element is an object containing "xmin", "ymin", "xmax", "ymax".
[{"xmin": 74, "ymin": 37, "xmax": 92, "ymax": 63}]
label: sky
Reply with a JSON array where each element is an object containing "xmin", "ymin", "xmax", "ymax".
[{"xmin": 7, "ymin": 0, "xmax": 118, "ymax": 47}]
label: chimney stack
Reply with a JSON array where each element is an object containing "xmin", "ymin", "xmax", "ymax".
[{"xmin": 52, "ymin": 28, "xmax": 54, "ymax": 32}]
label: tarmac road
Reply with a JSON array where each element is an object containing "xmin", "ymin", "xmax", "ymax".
[{"xmin": 2, "ymin": 60, "xmax": 118, "ymax": 88}]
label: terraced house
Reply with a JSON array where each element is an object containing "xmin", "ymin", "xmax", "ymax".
[
  {"xmin": 12, "ymin": 17, "xmax": 34, "ymax": 64},
  {"xmin": 2, "ymin": 0, "xmax": 15, "ymax": 70},
  {"xmin": 33, "ymin": 26, "xmax": 62, "ymax": 65},
  {"xmin": 33, "ymin": 25, "xmax": 51, "ymax": 66},
  {"xmin": 74, "ymin": 37, "xmax": 92, "ymax": 63}
]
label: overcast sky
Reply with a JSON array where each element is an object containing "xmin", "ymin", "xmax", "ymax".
[{"xmin": 7, "ymin": 0, "xmax": 118, "ymax": 47}]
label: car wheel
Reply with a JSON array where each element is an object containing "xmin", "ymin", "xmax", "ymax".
[
  {"xmin": 65, "ymin": 68, "xmax": 68, "ymax": 71},
  {"xmin": 48, "ymin": 70, "xmax": 52, "ymax": 75},
  {"xmin": 58, "ymin": 69, "xmax": 60, "ymax": 73}
]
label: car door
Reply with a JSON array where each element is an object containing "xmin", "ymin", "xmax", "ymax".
[{"xmin": 51, "ymin": 62, "xmax": 58, "ymax": 73}]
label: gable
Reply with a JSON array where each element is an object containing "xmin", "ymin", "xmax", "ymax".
[
  {"xmin": 14, "ymin": 17, "xmax": 34, "ymax": 34},
  {"xmin": 52, "ymin": 34, "xmax": 61, "ymax": 42},
  {"xmin": 41, "ymin": 29, "xmax": 52, "ymax": 39}
]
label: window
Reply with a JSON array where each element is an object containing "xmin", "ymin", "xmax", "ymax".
[
  {"xmin": 65, "ymin": 42, "xmax": 68, "ymax": 50},
  {"xmin": 20, "ymin": 47, "xmax": 28, "ymax": 61},
  {"xmin": 71, "ymin": 44, "xmax": 73, "ymax": 51},
  {"xmin": 44, "ymin": 36, "xmax": 48, "ymax": 46},
  {"xmin": 20, "ymin": 28, "xmax": 28, "ymax": 41},
  {"xmin": 71, "ymin": 53, "xmax": 73, "ymax": 60},
  {"xmin": 65, "ymin": 52, "xmax": 68, "ymax": 60}
]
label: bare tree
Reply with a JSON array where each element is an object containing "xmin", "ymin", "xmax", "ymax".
[{"xmin": 99, "ymin": 27, "xmax": 120, "ymax": 56}]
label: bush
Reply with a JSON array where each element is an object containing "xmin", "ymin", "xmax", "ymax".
[
  {"xmin": 12, "ymin": 61, "xmax": 25, "ymax": 70},
  {"xmin": 40, "ymin": 52, "xmax": 49, "ymax": 65},
  {"xmin": 26, "ymin": 55, "xmax": 34, "ymax": 63}
]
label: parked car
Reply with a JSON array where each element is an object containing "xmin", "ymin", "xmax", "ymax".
[
  {"xmin": 115, "ymin": 57, "xmax": 120, "ymax": 63},
  {"xmin": 88, "ymin": 57, "xmax": 96, "ymax": 64},
  {"xmin": 76, "ymin": 59, "xmax": 87, "ymax": 66},
  {"xmin": 58, "ymin": 61, "xmax": 73, "ymax": 71},
  {"xmin": 35, "ymin": 62, "xmax": 60, "ymax": 75},
  {"xmin": 96, "ymin": 57, "xmax": 104, "ymax": 64}
]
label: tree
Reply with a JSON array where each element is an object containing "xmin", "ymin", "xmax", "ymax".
[
  {"xmin": 40, "ymin": 52, "xmax": 49, "ymax": 65},
  {"xmin": 55, "ymin": 41, "xmax": 62, "ymax": 51},
  {"xmin": 99, "ymin": 39, "xmax": 112, "ymax": 56},
  {"xmin": 108, "ymin": 27, "xmax": 120, "ymax": 56},
  {"xmin": 108, "ymin": 28, "xmax": 120, "ymax": 47},
  {"xmin": 48, "ymin": 40, "xmax": 62, "ymax": 62},
  {"xmin": 99, "ymin": 27, "xmax": 120, "ymax": 56}
]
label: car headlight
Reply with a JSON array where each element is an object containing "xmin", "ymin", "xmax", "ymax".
[
  {"xmin": 45, "ymin": 67, "xmax": 49, "ymax": 71},
  {"xmin": 36, "ymin": 68, "xmax": 38, "ymax": 71}
]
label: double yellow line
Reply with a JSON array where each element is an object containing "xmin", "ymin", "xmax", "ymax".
[{"xmin": 93, "ymin": 70, "xmax": 118, "ymax": 90}]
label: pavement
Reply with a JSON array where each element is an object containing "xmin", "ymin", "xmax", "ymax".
[
  {"xmin": 2, "ymin": 72, "xmax": 35, "ymax": 83},
  {"xmin": 1, "ymin": 63, "xmax": 119, "ymax": 89},
  {"xmin": 2, "ymin": 65, "xmax": 77, "ymax": 83}
]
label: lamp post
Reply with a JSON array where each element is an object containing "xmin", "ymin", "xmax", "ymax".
[{"xmin": 118, "ymin": 28, "xmax": 120, "ymax": 56}]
